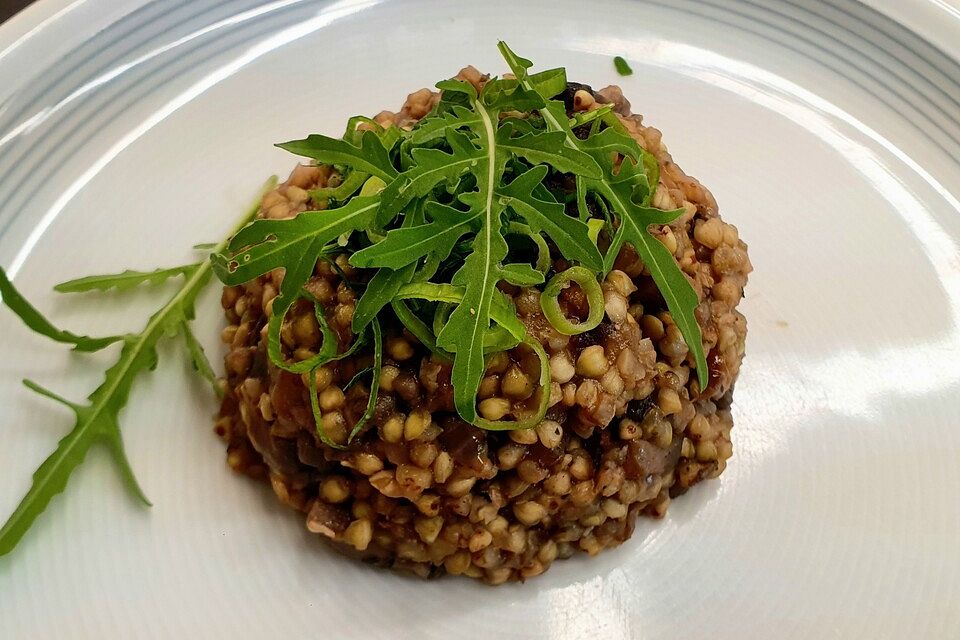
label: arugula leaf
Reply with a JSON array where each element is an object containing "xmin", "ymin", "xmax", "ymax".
[
  {"xmin": 408, "ymin": 105, "xmax": 480, "ymax": 145},
  {"xmin": 352, "ymin": 198, "xmax": 428, "ymax": 333},
  {"xmin": 276, "ymin": 131, "xmax": 398, "ymax": 182},
  {"xmin": 497, "ymin": 42, "xmax": 536, "ymax": 82},
  {"xmin": 53, "ymin": 266, "xmax": 198, "ymax": 293},
  {"xmin": 498, "ymin": 166, "xmax": 603, "ymax": 272},
  {"xmin": 308, "ymin": 365, "xmax": 341, "ymax": 449},
  {"xmin": 391, "ymin": 299, "xmax": 446, "ymax": 358},
  {"xmin": 529, "ymin": 67, "xmax": 567, "ymax": 99},
  {"xmin": 511, "ymin": 67, "xmax": 568, "ymax": 98},
  {"xmin": 351, "ymin": 263, "xmax": 414, "ymax": 333},
  {"xmin": 488, "ymin": 292, "xmax": 527, "ymax": 342},
  {"xmin": 464, "ymin": 67, "xmax": 567, "ymax": 113},
  {"xmin": 495, "ymin": 123, "xmax": 601, "ymax": 178},
  {"xmin": 213, "ymin": 196, "xmax": 380, "ymax": 290},
  {"xmin": 482, "ymin": 82, "xmax": 546, "ymax": 112},
  {"xmin": 581, "ymin": 126, "xmax": 644, "ymax": 164},
  {"xmin": 433, "ymin": 95, "xmax": 512, "ymax": 421},
  {"xmin": 347, "ymin": 319, "xmax": 381, "ymax": 442},
  {"xmin": 309, "ymin": 169, "xmax": 367, "ymax": 206},
  {"xmin": 342, "ymin": 115, "xmax": 385, "ymax": 144},
  {"xmin": 351, "ymin": 201, "xmax": 480, "ymax": 270},
  {"xmin": 0, "ymin": 269, "xmax": 126, "ymax": 352},
  {"xmin": 595, "ymin": 160, "xmax": 707, "ymax": 388},
  {"xmin": 594, "ymin": 172, "xmax": 707, "ymax": 383},
  {"xmin": 501, "ymin": 263, "xmax": 545, "ymax": 286},
  {"xmin": 376, "ymin": 129, "xmax": 479, "ymax": 225}
]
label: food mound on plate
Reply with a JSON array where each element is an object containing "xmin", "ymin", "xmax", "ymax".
[{"xmin": 212, "ymin": 44, "xmax": 751, "ymax": 584}]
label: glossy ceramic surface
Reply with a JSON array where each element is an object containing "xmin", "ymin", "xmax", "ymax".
[{"xmin": 1, "ymin": 1, "xmax": 959, "ymax": 637}]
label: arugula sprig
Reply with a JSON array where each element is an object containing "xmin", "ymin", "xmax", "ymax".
[
  {"xmin": 498, "ymin": 42, "xmax": 708, "ymax": 388},
  {"xmin": 0, "ymin": 180, "xmax": 274, "ymax": 556},
  {"xmin": 213, "ymin": 41, "xmax": 708, "ymax": 430}
]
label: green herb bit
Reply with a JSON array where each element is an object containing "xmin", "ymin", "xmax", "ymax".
[
  {"xmin": 343, "ymin": 366, "xmax": 372, "ymax": 391},
  {"xmin": 569, "ymin": 104, "xmax": 613, "ymax": 129},
  {"xmin": 614, "ymin": 56, "xmax": 633, "ymax": 76}
]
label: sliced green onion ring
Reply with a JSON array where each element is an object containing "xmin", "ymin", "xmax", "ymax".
[
  {"xmin": 268, "ymin": 293, "xmax": 338, "ymax": 374},
  {"xmin": 587, "ymin": 218, "xmax": 605, "ymax": 244},
  {"xmin": 540, "ymin": 266, "xmax": 604, "ymax": 335},
  {"xmin": 473, "ymin": 336, "xmax": 551, "ymax": 431}
]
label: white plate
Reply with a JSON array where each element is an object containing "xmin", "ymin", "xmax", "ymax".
[{"xmin": 2, "ymin": 0, "xmax": 959, "ymax": 637}]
